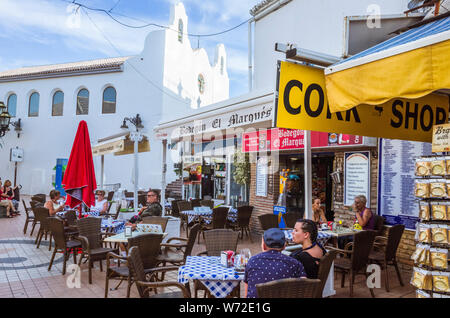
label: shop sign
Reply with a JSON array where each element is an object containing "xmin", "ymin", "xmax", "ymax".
[
  {"xmin": 275, "ymin": 61, "xmax": 449, "ymax": 143},
  {"xmin": 344, "ymin": 152, "xmax": 370, "ymax": 206},
  {"xmin": 172, "ymin": 104, "xmax": 273, "ymax": 139},
  {"xmin": 242, "ymin": 128, "xmax": 364, "ymax": 152},
  {"xmin": 10, "ymin": 147, "xmax": 24, "ymax": 162},
  {"xmin": 432, "ymin": 123, "xmax": 450, "ymax": 153},
  {"xmin": 256, "ymin": 157, "xmax": 268, "ymax": 197}
]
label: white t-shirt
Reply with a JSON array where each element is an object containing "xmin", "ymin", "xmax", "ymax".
[{"xmin": 91, "ymin": 199, "xmax": 107, "ymax": 212}]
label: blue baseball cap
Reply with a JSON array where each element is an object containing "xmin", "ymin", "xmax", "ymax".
[{"xmin": 263, "ymin": 228, "xmax": 286, "ymax": 248}]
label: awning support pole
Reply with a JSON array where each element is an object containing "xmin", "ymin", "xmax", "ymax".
[
  {"xmin": 304, "ymin": 130, "xmax": 312, "ymax": 220},
  {"xmin": 133, "ymin": 133, "xmax": 139, "ymax": 213},
  {"xmin": 161, "ymin": 139, "xmax": 167, "ymax": 216},
  {"xmin": 100, "ymin": 155, "xmax": 104, "ymax": 189}
]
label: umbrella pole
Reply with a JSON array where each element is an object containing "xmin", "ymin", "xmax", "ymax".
[
  {"xmin": 133, "ymin": 133, "xmax": 139, "ymax": 213},
  {"xmin": 161, "ymin": 139, "xmax": 167, "ymax": 216},
  {"xmin": 304, "ymin": 130, "xmax": 312, "ymax": 220}
]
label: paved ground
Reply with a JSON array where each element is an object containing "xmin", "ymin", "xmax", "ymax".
[{"xmin": 0, "ymin": 196, "xmax": 415, "ymax": 298}]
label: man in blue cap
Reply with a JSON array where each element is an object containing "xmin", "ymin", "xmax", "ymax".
[{"xmin": 244, "ymin": 228, "xmax": 306, "ymax": 298}]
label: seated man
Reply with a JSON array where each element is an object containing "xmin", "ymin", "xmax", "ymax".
[
  {"xmin": 244, "ymin": 228, "xmax": 306, "ymax": 298},
  {"xmin": 125, "ymin": 190, "xmax": 162, "ymax": 229}
]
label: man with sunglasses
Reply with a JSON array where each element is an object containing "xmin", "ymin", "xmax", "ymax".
[{"xmin": 125, "ymin": 189, "xmax": 162, "ymax": 227}]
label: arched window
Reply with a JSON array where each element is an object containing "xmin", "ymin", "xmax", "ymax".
[
  {"xmin": 102, "ymin": 86, "xmax": 116, "ymax": 114},
  {"xmin": 7, "ymin": 94, "xmax": 17, "ymax": 117},
  {"xmin": 52, "ymin": 91, "xmax": 64, "ymax": 116},
  {"xmin": 28, "ymin": 92, "xmax": 40, "ymax": 117},
  {"xmin": 220, "ymin": 57, "xmax": 224, "ymax": 75},
  {"xmin": 198, "ymin": 74, "xmax": 205, "ymax": 94},
  {"xmin": 178, "ymin": 19, "xmax": 183, "ymax": 43},
  {"xmin": 76, "ymin": 89, "xmax": 89, "ymax": 115}
]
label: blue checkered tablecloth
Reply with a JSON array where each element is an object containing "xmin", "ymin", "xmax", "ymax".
[
  {"xmin": 283, "ymin": 230, "xmax": 332, "ymax": 246},
  {"xmin": 178, "ymin": 256, "xmax": 244, "ymax": 298},
  {"xmin": 101, "ymin": 219, "xmax": 125, "ymax": 234},
  {"xmin": 181, "ymin": 208, "xmax": 238, "ymax": 225},
  {"xmin": 56, "ymin": 211, "xmax": 100, "ymax": 218}
]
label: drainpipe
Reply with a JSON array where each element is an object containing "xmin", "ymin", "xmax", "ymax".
[{"xmin": 248, "ymin": 19, "xmax": 253, "ymax": 92}]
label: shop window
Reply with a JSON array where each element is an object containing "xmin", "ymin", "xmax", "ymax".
[
  {"xmin": 28, "ymin": 92, "xmax": 40, "ymax": 117},
  {"xmin": 102, "ymin": 86, "xmax": 116, "ymax": 114},
  {"xmin": 76, "ymin": 89, "xmax": 89, "ymax": 115},
  {"xmin": 52, "ymin": 91, "xmax": 64, "ymax": 116},
  {"xmin": 7, "ymin": 94, "xmax": 17, "ymax": 117}
]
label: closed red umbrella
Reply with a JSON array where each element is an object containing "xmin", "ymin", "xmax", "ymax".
[{"xmin": 63, "ymin": 121, "xmax": 97, "ymax": 212}]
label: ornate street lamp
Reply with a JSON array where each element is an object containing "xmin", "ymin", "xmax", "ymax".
[
  {"xmin": 0, "ymin": 102, "xmax": 11, "ymax": 137},
  {"xmin": 120, "ymin": 114, "xmax": 144, "ymax": 213}
]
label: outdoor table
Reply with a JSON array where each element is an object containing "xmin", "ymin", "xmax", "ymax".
[
  {"xmin": 181, "ymin": 208, "xmax": 237, "ymax": 225},
  {"xmin": 101, "ymin": 219, "xmax": 125, "ymax": 234},
  {"xmin": 282, "ymin": 230, "xmax": 333, "ymax": 247},
  {"xmin": 117, "ymin": 210, "xmax": 139, "ymax": 221},
  {"xmin": 56, "ymin": 210, "xmax": 100, "ymax": 218},
  {"xmin": 103, "ymin": 230, "xmax": 167, "ymax": 244},
  {"xmin": 320, "ymin": 228, "xmax": 361, "ymax": 247},
  {"xmin": 178, "ymin": 256, "xmax": 244, "ymax": 298}
]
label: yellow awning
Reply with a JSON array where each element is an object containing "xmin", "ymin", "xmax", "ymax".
[
  {"xmin": 92, "ymin": 134, "xmax": 150, "ymax": 156},
  {"xmin": 325, "ymin": 15, "xmax": 450, "ymax": 113}
]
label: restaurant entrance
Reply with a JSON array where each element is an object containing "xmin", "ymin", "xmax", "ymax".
[{"xmin": 279, "ymin": 153, "xmax": 335, "ymax": 221}]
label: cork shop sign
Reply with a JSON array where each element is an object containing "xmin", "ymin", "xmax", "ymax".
[{"xmin": 432, "ymin": 124, "xmax": 450, "ymax": 152}]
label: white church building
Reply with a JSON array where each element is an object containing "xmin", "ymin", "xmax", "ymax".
[{"xmin": 0, "ymin": 2, "xmax": 229, "ymax": 195}]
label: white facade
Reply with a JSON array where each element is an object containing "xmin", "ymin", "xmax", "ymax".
[
  {"xmin": 0, "ymin": 2, "xmax": 229, "ymax": 195},
  {"xmin": 251, "ymin": 0, "xmax": 410, "ymax": 90}
]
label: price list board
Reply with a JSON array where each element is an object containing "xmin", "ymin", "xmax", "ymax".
[{"xmin": 378, "ymin": 139, "xmax": 432, "ymax": 229}]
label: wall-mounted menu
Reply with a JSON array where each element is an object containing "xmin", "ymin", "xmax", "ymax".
[{"xmin": 378, "ymin": 139, "xmax": 432, "ymax": 229}]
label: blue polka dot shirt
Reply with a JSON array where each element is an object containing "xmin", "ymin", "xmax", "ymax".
[{"xmin": 244, "ymin": 249, "xmax": 306, "ymax": 298}]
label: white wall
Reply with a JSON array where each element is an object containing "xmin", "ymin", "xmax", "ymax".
[
  {"xmin": 253, "ymin": 0, "xmax": 411, "ymax": 90},
  {"xmin": 0, "ymin": 2, "xmax": 229, "ymax": 195}
]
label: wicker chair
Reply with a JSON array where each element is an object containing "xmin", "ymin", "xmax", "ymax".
[
  {"xmin": 256, "ymin": 278, "xmax": 321, "ymax": 298},
  {"xmin": 107, "ymin": 191, "xmax": 115, "ymax": 202},
  {"xmin": 190, "ymin": 199, "xmax": 201, "ymax": 208},
  {"xmin": 177, "ymin": 201, "xmax": 193, "ymax": 236},
  {"xmin": 128, "ymin": 246, "xmax": 190, "ymax": 298},
  {"xmin": 105, "ymin": 233, "xmax": 164, "ymax": 298},
  {"xmin": 331, "ymin": 230, "xmax": 376, "ymax": 297},
  {"xmin": 141, "ymin": 216, "xmax": 169, "ymax": 232},
  {"xmin": 195, "ymin": 229, "xmax": 240, "ymax": 297},
  {"xmin": 76, "ymin": 217, "xmax": 119, "ymax": 284},
  {"xmin": 228, "ymin": 206, "xmax": 254, "ymax": 242},
  {"xmin": 369, "ymin": 224, "xmax": 405, "ymax": 292},
  {"xmin": 373, "ymin": 214, "xmax": 385, "ymax": 236},
  {"xmin": 156, "ymin": 223, "xmax": 200, "ymax": 267},
  {"xmin": 283, "ymin": 212, "xmax": 298, "ymax": 229},
  {"xmin": 197, "ymin": 229, "xmax": 239, "ymax": 257},
  {"xmin": 47, "ymin": 217, "xmax": 82, "ymax": 274},
  {"xmin": 197, "ymin": 207, "xmax": 229, "ymax": 243},
  {"xmin": 22, "ymin": 200, "xmax": 35, "ymax": 235},
  {"xmin": 170, "ymin": 200, "xmax": 182, "ymax": 217},
  {"xmin": 62, "ymin": 210, "xmax": 79, "ymax": 238},
  {"xmin": 314, "ymin": 250, "xmax": 338, "ymax": 298},
  {"xmin": 31, "ymin": 194, "xmax": 46, "ymax": 204},
  {"xmin": 258, "ymin": 214, "xmax": 279, "ymax": 231},
  {"xmin": 33, "ymin": 207, "xmax": 52, "ymax": 250},
  {"xmin": 200, "ymin": 200, "xmax": 214, "ymax": 209}
]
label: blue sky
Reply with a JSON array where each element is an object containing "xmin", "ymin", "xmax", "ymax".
[{"xmin": 0, "ymin": 0, "xmax": 260, "ymax": 98}]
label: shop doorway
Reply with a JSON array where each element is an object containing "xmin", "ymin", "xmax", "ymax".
[{"xmin": 280, "ymin": 153, "xmax": 335, "ymax": 221}]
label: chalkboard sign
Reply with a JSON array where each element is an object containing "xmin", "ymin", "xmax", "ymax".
[{"xmin": 378, "ymin": 139, "xmax": 432, "ymax": 229}]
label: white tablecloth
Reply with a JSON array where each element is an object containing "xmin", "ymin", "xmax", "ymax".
[{"xmin": 178, "ymin": 256, "xmax": 243, "ymax": 298}]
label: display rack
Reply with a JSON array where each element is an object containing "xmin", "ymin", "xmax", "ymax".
[{"xmin": 412, "ymin": 154, "xmax": 450, "ymax": 298}]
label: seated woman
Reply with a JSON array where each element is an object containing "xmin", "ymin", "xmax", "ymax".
[
  {"xmin": 2, "ymin": 180, "xmax": 19, "ymax": 214},
  {"xmin": 290, "ymin": 219, "xmax": 327, "ymax": 279},
  {"xmin": 353, "ymin": 195, "xmax": 375, "ymax": 230},
  {"xmin": 312, "ymin": 197, "xmax": 327, "ymax": 224},
  {"xmin": 44, "ymin": 190, "xmax": 65, "ymax": 216},
  {"xmin": 0, "ymin": 180, "xmax": 17, "ymax": 218},
  {"xmin": 90, "ymin": 190, "xmax": 108, "ymax": 215}
]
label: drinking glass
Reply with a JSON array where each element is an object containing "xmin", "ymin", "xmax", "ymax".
[{"xmin": 239, "ymin": 248, "xmax": 251, "ymax": 266}]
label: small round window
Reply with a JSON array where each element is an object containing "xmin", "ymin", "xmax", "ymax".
[{"xmin": 198, "ymin": 74, "xmax": 205, "ymax": 94}]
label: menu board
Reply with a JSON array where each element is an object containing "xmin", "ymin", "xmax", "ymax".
[
  {"xmin": 256, "ymin": 157, "xmax": 268, "ymax": 197},
  {"xmin": 344, "ymin": 152, "xmax": 370, "ymax": 206},
  {"xmin": 378, "ymin": 139, "xmax": 432, "ymax": 229}
]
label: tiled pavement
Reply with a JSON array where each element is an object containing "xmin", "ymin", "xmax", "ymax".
[{"xmin": 0, "ymin": 195, "xmax": 416, "ymax": 298}]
